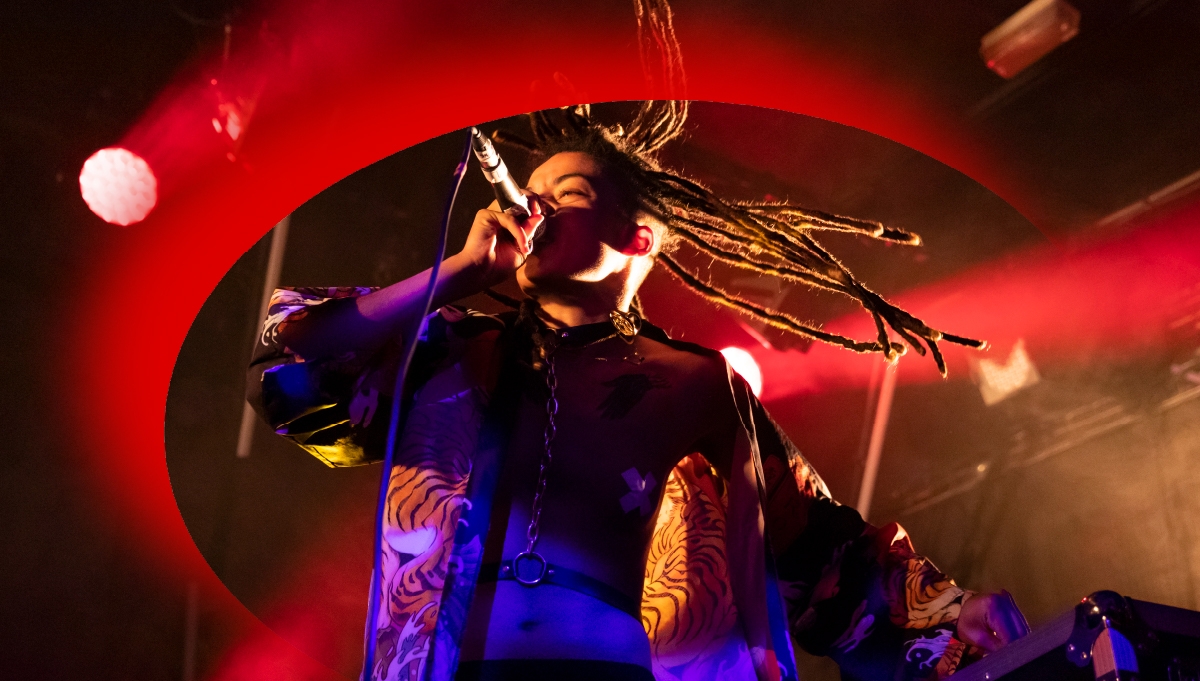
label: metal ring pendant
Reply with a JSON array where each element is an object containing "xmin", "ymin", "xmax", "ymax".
[{"xmin": 512, "ymin": 551, "xmax": 548, "ymax": 586}]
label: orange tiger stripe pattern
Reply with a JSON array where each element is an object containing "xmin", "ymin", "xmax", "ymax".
[
  {"xmin": 642, "ymin": 454, "xmax": 740, "ymax": 669},
  {"xmin": 877, "ymin": 524, "xmax": 968, "ymax": 631},
  {"xmin": 373, "ymin": 365, "xmax": 490, "ymax": 680}
]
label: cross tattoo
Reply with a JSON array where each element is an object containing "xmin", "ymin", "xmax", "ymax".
[{"xmin": 619, "ymin": 467, "xmax": 658, "ymax": 516}]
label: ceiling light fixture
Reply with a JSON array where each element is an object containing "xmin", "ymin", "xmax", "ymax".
[{"xmin": 981, "ymin": 0, "xmax": 1081, "ymax": 79}]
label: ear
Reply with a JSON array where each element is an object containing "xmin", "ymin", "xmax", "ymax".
[{"xmin": 621, "ymin": 224, "xmax": 656, "ymax": 257}]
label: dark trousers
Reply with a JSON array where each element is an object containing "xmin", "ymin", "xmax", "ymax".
[{"xmin": 455, "ymin": 659, "xmax": 656, "ymax": 681}]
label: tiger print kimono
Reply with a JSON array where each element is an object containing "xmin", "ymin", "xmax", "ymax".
[{"xmin": 248, "ymin": 287, "xmax": 981, "ymax": 681}]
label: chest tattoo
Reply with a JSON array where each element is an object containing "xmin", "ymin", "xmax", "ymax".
[
  {"xmin": 597, "ymin": 372, "xmax": 670, "ymax": 419},
  {"xmin": 620, "ymin": 467, "xmax": 658, "ymax": 516}
]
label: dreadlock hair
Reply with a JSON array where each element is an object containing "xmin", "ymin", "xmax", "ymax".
[
  {"xmin": 489, "ymin": 0, "xmax": 984, "ymax": 375},
  {"xmin": 492, "ymin": 102, "xmax": 985, "ymax": 375}
]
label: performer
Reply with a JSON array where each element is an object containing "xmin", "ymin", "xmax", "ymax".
[{"xmin": 247, "ymin": 100, "xmax": 1028, "ymax": 681}]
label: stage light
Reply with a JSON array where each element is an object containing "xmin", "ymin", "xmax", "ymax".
[
  {"xmin": 971, "ymin": 338, "xmax": 1040, "ymax": 406},
  {"xmin": 78, "ymin": 147, "xmax": 158, "ymax": 226},
  {"xmin": 981, "ymin": 0, "xmax": 1080, "ymax": 79},
  {"xmin": 720, "ymin": 346, "xmax": 763, "ymax": 397}
]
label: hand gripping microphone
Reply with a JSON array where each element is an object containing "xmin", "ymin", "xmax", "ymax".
[{"xmin": 470, "ymin": 127, "xmax": 546, "ymax": 242}]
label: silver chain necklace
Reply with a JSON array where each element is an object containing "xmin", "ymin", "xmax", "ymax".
[
  {"xmin": 510, "ymin": 352, "xmax": 558, "ymax": 585},
  {"xmin": 510, "ymin": 310, "xmax": 641, "ymax": 585}
]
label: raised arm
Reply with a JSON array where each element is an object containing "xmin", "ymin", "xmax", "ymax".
[
  {"xmin": 246, "ymin": 197, "xmax": 540, "ymax": 467},
  {"xmin": 277, "ymin": 198, "xmax": 542, "ymax": 360}
]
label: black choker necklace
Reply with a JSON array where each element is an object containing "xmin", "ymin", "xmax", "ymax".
[{"xmin": 609, "ymin": 309, "xmax": 642, "ymax": 341}]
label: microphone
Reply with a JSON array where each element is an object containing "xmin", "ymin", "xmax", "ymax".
[{"xmin": 470, "ymin": 127, "xmax": 545, "ymax": 242}]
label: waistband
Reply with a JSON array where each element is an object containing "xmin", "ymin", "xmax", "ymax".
[
  {"xmin": 478, "ymin": 560, "xmax": 642, "ymax": 619},
  {"xmin": 455, "ymin": 659, "xmax": 656, "ymax": 681}
]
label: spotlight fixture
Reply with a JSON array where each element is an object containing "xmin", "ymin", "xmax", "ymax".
[
  {"xmin": 78, "ymin": 147, "xmax": 157, "ymax": 226},
  {"xmin": 971, "ymin": 339, "xmax": 1040, "ymax": 406},
  {"xmin": 981, "ymin": 0, "xmax": 1081, "ymax": 79}
]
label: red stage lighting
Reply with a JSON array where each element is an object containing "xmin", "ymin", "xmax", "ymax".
[
  {"xmin": 721, "ymin": 346, "xmax": 763, "ymax": 397},
  {"xmin": 78, "ymin": 147, "xmax": 158, "ymax": 226}
]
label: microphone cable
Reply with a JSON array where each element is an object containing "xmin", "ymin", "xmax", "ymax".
[{"xmin": 361, "ymin": 128, "xmax": 473, "ymax": 680}]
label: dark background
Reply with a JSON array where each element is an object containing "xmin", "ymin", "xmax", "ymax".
[{"xmin": 5, "ymin": 1, "xmax": 1200, "ymax": 679}]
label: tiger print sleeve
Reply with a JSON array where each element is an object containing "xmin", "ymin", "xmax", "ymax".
[
  {"xmin": 752, "ymin": 397, "xmax": 976, "ymax": 681},
  {"xmin": 246, "ymin": 286, "xmax": 502, "ymax": 467}
]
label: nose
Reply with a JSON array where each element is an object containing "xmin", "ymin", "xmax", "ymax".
[{"xmin": 534, "ymin": 196, "xmax": 556, "ymax": 217}]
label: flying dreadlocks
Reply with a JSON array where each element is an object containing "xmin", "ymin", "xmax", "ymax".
[
  {"xmin": 248, "ymin": 5, "xmax": 1031, "ymax": 681},
  {"xmin": 490, "ymin": 1, "xmax": 985, "ymax": 376}
]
